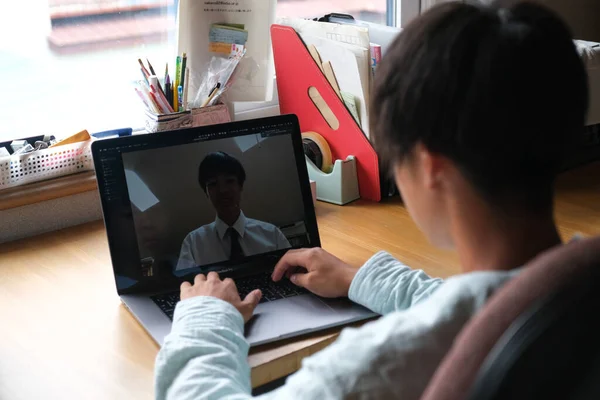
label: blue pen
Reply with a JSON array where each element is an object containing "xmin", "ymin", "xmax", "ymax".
[{"xmin": 178, "ymin": 85, "xmax": 183, "ymax": 111}]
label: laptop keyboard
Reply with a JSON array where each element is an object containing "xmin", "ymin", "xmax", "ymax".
[{"xmin": 151, "ymin": 272, "xmax": 308, "ymax": 320}]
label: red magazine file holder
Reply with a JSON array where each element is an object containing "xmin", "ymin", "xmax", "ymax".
[{"xmin": 271, "ymin": 24, "xmax": 381, "ymax": 202}]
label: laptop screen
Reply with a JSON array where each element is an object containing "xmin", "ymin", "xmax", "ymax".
[{"xmin": 92, "ymin": 115, "xmax": 319, "ymax": 294}]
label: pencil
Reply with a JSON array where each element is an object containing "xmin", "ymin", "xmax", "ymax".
[{"xmin": 183, "ymin": 67, "xmax": 190, "ymax": 110}]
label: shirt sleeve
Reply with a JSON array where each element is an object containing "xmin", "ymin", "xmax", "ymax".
[
  {"xmin": 175, "ymin": 234, "xmax": 196, "ymax": 271},
  {"xmin": 348, "ymin": 251, "xmax": 444, "ymax": 315},
  {"xmin": 274, "ymin": 227, "xmax": 291, "ymax": 250},
  {"xmin": 155, "ymin": 273, "xmax": 506, "ymax": 400}
]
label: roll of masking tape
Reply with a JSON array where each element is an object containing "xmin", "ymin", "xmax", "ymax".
[{"xmin": 302, "ymin": 131, "xmax": 333, "ymax": 173}]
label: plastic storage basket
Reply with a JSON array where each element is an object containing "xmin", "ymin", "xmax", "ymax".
[{"xmin": 0, "ymin": 140, "xmax": 94, "ymax": 190}]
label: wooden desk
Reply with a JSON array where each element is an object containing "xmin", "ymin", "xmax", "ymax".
[{"xmin": 1, "ymin": 163, "xmax": 599, "ymax": 400}]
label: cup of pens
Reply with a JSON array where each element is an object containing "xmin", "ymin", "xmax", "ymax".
[{"xmin": 135, "ymin": 54, "xmax": 233, "ymax": 133}]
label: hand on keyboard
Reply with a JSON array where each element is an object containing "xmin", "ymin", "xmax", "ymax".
[{"xmin": 181, "ymin": 272, "xmax": 262, "ymax": 322}]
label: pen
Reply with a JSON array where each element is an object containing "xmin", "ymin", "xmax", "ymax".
[
  {"xmin": 149, "ymin": 79, "xmax": 174, "ymax": 113},
  {"xmin": 165, "ymin": 80, "xmax": 172, "ymax": 108},
  {"xmin": 146, "ymin": 58, "xmax": 164, "ymax": 93},
  {"xmin": 180, "ymin": 53, "xmax": 187, "ymax": 92},
  {"xmin": 135, "ymin": 87, "xmax": 155, "ymax": 113},
  {"xmin": 201, "ymin": 82, "xmax": 221, "ymax": 108},
  {"xmin": 138, "ymin": 82, "xmax": 161, "ymax": 114},
  {"xmin": 138, "ymin": 59, "xmax": 151, "ymax": 78},
  {"xmin": 140, "ymin": 67, "xmax": 149, "ymax": 85},
  {"xmin": 178, "ymin": 85, "xmax": 183, "ymax": 112},
  {"xmin": 146, "ymin": 58, "xmax": 157, "ymax": 76},
  {"xmin": 148, "ymin": 91, "xmax": 167, "ymax": 114}
]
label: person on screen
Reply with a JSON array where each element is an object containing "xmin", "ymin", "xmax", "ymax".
[{"xmin": 176, "ymin": 152, "xmax": 290, "ymax": 270}]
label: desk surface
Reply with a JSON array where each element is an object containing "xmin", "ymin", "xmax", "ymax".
[{"xmin": 1, "ymin": 163, "xmax": 599, "ymax": 400}]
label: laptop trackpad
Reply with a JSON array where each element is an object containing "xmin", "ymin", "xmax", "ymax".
[{"xmin": 245, "ymin": 294, "xmax": 340, "ymax": 345}]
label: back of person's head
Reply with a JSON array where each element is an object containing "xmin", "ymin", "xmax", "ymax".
[
  {"xmin": 371, "ymin": 0, "xmax": 589, "ymax": 213},
  {"xmin": 198, "ymin": 151, "xmax": 246, "ymax": 193}
]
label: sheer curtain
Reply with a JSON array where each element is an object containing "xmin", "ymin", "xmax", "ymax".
[{"xmin": 420, "ymin": 0, "xmax": 465, "ymax": 13}]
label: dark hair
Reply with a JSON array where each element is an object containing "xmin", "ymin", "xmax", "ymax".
[
  {"xmin": 198, "ymin": 151, "xmax": 246, "ymax": 193},
  {"xmin": 371, "ymin": 0, "xmax": 588, "ymax": 211}
]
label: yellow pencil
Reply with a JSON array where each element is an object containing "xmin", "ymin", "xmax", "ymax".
[{"xmin": 173, "ymin": 84, "xmax": 178, "ymax": 111}]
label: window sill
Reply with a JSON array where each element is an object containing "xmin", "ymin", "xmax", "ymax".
[{"xmin": 0, "ymin": 171, "xmax": 97, "ymax": 211}]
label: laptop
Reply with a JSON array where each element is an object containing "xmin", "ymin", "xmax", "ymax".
[{"xmin": 92, "ymin": 114, "xmax": 376, "ymax": 346}]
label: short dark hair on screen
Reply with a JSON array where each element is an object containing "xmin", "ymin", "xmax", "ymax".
[
  {"xmin": 198, "ymin": 151, "xmax": 246, "ymax": 193},
  {"xmin": 371, "ymin": 0, "xmax": 588, "ymax": 212}
]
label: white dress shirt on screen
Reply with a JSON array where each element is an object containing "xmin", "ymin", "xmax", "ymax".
[{"xmin": 176, "ymin": 211, "xmax": 290, "ymax": 270}]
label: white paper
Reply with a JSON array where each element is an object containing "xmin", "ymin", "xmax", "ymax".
[
  {"xmin": 177, "ymin": 0, "xmax": 277, "ymax": 102},
  {"xmin": 277, "ymin": 18, "xmax": 372, "ymax": 137},
  {"xmin": 277, "ymin": 17, "xmax": 371, "ymax": 49},
  {"xmin": 300, "ymin": 34, "xmax": 371, "ymax": 137},
  {"xmin": 125, "ymin": 170, "xmax": 160, "ymax": 212}
]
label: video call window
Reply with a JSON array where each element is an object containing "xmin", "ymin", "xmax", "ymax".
[{"xmin": 121, "ymin": 132, "xmax": 310, "ymax": 279}]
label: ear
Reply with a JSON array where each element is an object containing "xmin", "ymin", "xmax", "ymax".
[{"xmin": 414, "ymin": 143, "xmax": 445, "ymax": 190}]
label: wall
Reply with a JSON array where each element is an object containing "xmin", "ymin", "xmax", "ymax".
[
  {"xmin": 121, "ymin": 133, "xmax": 306, "ymax": 258},
  {"xmin": 422, "ymin": 1, "xmax": 600, "ymax": 42},
  {"xmin": 0, "ymin": 191, "xmax": 102, "ymax": 243},
  {"xmin": 534, "ymin": 0, "xmax": 600, "ymax": 42}
]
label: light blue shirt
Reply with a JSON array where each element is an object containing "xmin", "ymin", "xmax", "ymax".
[
  {"xmin": 176, "ymin": 211, "xmax": 290, "ymax": 270},
  {"xmin": 156, "ymin": 251, "xmax": 519, "ymax": 399}
]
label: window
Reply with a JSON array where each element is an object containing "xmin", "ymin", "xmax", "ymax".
[{"xmin": 0, "ymin": 0, "xmax": 392, "ymax": 143}]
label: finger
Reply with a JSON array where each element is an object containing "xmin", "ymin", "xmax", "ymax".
[
  {"xmin": 181, "ymin": 281, "xmax": 192, "ymax": 290},
  {"xmin": 223, "ymin": 277, "xmax": 235, "ymax": 287},
  {"xmin": 194, "ymin": 274, "xmax": 206, "ymax": 284},
  {"xmin": 290, "ymin": 272, "xmax": 310, "ymax": 288},
  {"xmin": 207, "ymin": 271, "xmax": 220, "ymax": 281},
  {"xmin": 286, "ymin": 266, "xmax": 307, "ymax": 279},
  {"xmin": 242, "ymin": 289, "xmax": 262, "ymax": 309},
  {"xmin": 272, "ymin": 249, "xmax": 311, "ymax": 281}
]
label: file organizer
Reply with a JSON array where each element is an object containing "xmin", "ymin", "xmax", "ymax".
[{"xmin": 271, "ymin": 24, "xmax": 382, "ymax": 202}]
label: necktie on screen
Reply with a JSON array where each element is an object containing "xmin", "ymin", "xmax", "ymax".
[{"xmin": 227, "ymin": 227, "xmax": 244, "ymax": 261}]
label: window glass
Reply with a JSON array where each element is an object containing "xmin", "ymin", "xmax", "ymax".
[{"xmin": 0, "ymin": 0, "xmax": 387, "ymax": 142}]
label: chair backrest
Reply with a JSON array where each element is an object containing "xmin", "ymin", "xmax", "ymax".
[{"xmin": 421, "ymin": 235, "xmax": 600, "ymax": 400}]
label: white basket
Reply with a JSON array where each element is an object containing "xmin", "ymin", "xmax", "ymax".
[{"xmin": 0, "ymin": 140, "xmax": 94, "ymax": 190}]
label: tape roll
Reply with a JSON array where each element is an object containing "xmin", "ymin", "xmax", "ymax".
[{"xmin": 302, "ymin": 131, "xmax": 333, "ymax": 173}]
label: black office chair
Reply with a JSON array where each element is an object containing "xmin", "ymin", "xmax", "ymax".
[
  {"xmin": 468, "ymin": 270, "xmax": 600, "ymax": 399},
  {"xmin": 421, "ymin": 236, "xmax": 600, "ymax": 400}
]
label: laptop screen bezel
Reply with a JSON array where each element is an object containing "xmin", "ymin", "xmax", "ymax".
[{"xmin": 92, "ymin": 114, "xmax": 321, "ymax": 295}]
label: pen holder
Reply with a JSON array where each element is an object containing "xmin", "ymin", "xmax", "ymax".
[
  {"xmin": 144, "ymin": 104, "xmax": 231, "ymax": 133},
  {"xmin": 305, "ymin": 155, "xmax": 360, "ymax": 205},
  {"xmin": 0, "ymin": 139, "xmax": 94, "ymax": 191}
]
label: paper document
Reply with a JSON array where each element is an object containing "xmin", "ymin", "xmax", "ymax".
[
  {"xmin": 278, "ymin": 18, "xmax": 372, "ymax": 137},
  {"xmin": 209, "ymin": 24, "xmax": 249, "ymax": 45},
  {"xmin": 301, "ymin": 34, "xmax": 371, "ymax": 137},
  {"xmin": 178, "ymin": 0, "xmax": 277, "ymax": 102},
  {"xmin": 341, "ymin": 91, "xmax": 361, "ymax": 125}
]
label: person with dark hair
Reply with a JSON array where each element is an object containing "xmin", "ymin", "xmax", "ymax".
[
  {"xmin": 157, "ymin": 1, "xmax": 589, "ymax": 398},
  {"xmin": 176, "ymin": 152, "xmax": 290, "ymax": 270}
]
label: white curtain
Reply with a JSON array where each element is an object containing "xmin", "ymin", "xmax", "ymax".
[{"xmin": 420, "ymin": 0, "xmax": 465, "ymax": 13}]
